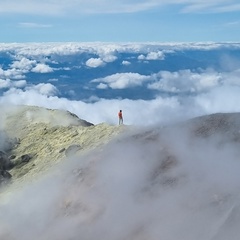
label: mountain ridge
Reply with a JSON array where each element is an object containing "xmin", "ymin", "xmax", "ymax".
[
  {"xmin": 0, "ymin": 105, "xmax": 126, "ymax": 191},
  {"xmin": 1, "ymin": 106, "xmax": 240, "ymax": 240}
]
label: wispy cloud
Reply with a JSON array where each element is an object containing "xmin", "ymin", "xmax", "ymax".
[
  {"xmin": 0, "ymin": 0, "xmax": 240, "ymax": 16},
  {"xmin": 18, "ymin": 22, "xmax": 53, "ymax": 28},
  {"xmin": 214, "ymin": 3, "xmax": 240, "ymax": 13},
  {"xmin": 224, "ymin": 20, "xmax": 240, "ymax": 27}
]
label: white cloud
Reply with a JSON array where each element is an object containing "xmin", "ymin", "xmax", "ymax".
[
  {"xmin": 97, "ymin": 83, "xmax": 108, "ymax": 89},
  {"xmin": 26, "ymin": 83, "xmax": 59, "ymax": 96},
  {"xmin": 18, "ymin": 22, "xmax": 52, "ymax": 28},
  {"xmin": 222, "ymin": 69, "xmax": 240, "ymax": 86},
  {"xmin": 195, "ymin": 85, "xmax": 240, "ymax": 113},
  {"xmin": 148, "ymin": 69, "xmax": 222, "ymax": 93},
  {"xmin": 13, "ymin": 80, "xmax": 27, "ymax": 88},
  {"xmin": 138, "ymin": 54, "xmax": 146, "ymax": 60},
  {"xmin": 147, "ymin": 51, "xmax": 165, "ymax": 60},
  {"xmin": 0, "ymin": 42, "xmax": 238, "ymax": 63},
  {"xmin": 86, "ymin": 58, "xmax": 105, "ymax": 68},
  {"xmin": 122, "ymin": 60, "xmax": 131, "ymax": 65},
  {"xmin": 0, "ymin": 79, "xmax": 11, "ymax": 89},
  {"xmin": 0, "ymin": 0, "xmax": 238, "ymax": 15},
  {"xmin": 32, "ymin": 64, "xmax": 53, "ymax": 73},
  {"xmin": 2, "ymin": 82, "xmax": 240, "ymax": 128},
  {"xmin": 10, "ymin": 57, "xmax": 36, "ymax": 71},
  {"xmin": 138, "ymin": 51, "xmax": 165, "ymax": 60},
  {"xmin": 92, "ymin": 72, "xmax": 152, "ymax": 89},
  {"xmin": 102, "ymin": 54, "xmax": 117, "ymax": 63},
  {"xmin": 0, "ymin": 79, "xmax": 27, "ymax": 89},
  {"xmin": 0, "ymin": 89, "xmax": 182, "ymax": 125},
  {"xmin": 0, "ymin": 67, "xmax": 26, "ymax": 80}
]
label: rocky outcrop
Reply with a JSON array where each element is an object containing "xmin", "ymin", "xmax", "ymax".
[
  {"xmin": 2, "ymin": 109, "xmax": 240, "ymax": 189},
  {"xmin": 0, "ymin": 105, "xmax": 125, "ymax": 187},
  {"xmin": 0, "ymin": 151, "xmax": 12, "ymax": 185}
]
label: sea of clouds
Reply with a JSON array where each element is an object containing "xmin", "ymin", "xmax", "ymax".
[{"xmin": 1, "ymin": 42, "xmax": 240, "ymax": 126}]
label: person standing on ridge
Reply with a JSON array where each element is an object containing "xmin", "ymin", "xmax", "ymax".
[{"xmin": 118, "ymin": 110, "xmax": 123, "ymax": 125}]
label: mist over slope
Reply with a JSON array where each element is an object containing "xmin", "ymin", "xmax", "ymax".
[{"xmin": 1, "ymin": 106, "xmax": 240, "ymax": 240}]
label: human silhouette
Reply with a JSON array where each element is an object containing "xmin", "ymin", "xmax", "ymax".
[{"xmin": 118, "ymin": 110, "xmax": 123, "ymax": 125}]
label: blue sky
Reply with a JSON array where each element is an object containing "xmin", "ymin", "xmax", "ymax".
[{"xmin": 1, "ymin": 0, "xmax": 240, "ymax": 42}]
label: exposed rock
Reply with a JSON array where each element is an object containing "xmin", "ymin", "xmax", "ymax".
[
  {"xmin": 59, "ymin": 148, "xmax": 66, "ymax": 153},
  {"xmin": 65, "ymin": 144, "xmax": 82, "ymax": 157},
  {"xmin": 0, "ymin": 150, "xmax": 14, "ymax": 185},
  {"xmin": 9, "ymin": 155, "xmax": 16, "ymax": 160},
  {"xmin": 0, "ymin": 170, "xmax": 12, "ymax": 179},
  {"xmin": 0, "ymin": 151, "xmax": 13, "ymax": 170},
  {"xmin": 21, "ymin": 154, "xmax": 32, "ymax": 163},
  {"xmin": 0, "ymin": 105, "xmax": 125, "ymax": 187},
  {"xmin": 0, "ymin": 170, "xmax": 12, "ymax": 186},
  {"xmin": 13, "ymin": 154, "xmax": 34, "ymax": 169},
  {"xmin": 0, "ymin": 151, "xmax": 8, "ymax": 169}
]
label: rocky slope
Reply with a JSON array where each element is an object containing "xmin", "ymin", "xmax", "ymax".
[
  {"xmin": 1, "ymin": 107, "xmax": 240, "ymax": 240},
  {"xmin": 0, "ymin": 105, "xmax": 125, "ymax": 189}
]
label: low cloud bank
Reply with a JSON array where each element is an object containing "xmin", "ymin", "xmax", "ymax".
[
  {"xmin": 1, "ymin": 84, "xmax": 240, "ymax": 126},
  {"xmin": 1, "ymin": 120, "xmax": 240, "ymax": 239}
]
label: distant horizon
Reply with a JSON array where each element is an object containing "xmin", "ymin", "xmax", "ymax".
[{"xmin": 1, "ymin": 40, "xmax": 240, "ymax": 44}]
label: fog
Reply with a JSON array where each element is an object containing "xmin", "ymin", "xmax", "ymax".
[{"xmin": 1, "ymin": 121, "xmax": 240, "ymax": 240}]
